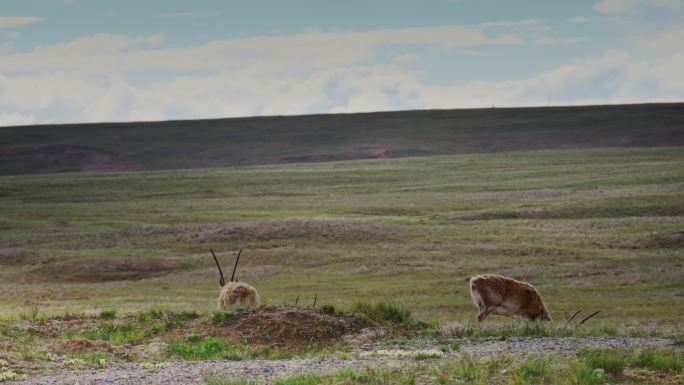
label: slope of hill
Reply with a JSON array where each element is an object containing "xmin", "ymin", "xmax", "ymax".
[{"xmin": 1, "ymin": 103, "xmax": 683, "ymax": 175}]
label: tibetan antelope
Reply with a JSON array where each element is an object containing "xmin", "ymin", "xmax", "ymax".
[
  {"xmin": 211, "ymin": 248, "xmax": 260, "ymax": 309},
  {"xmin": 469, "ymin": 274, "xmax": 551, "ymax": 322}
]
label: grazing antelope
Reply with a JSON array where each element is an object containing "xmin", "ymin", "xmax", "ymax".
[
  {"xmin": 211, "ymin": 248, "xmax": 260, "ymax": 309},
  {"xmin": 469, "ymin": 274, "xmax": 551, "ymax": 322}
]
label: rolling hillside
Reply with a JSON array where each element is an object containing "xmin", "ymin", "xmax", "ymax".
[{"xmin": 1, "ymin": 103, "xmax": 683, "ymax": 175}]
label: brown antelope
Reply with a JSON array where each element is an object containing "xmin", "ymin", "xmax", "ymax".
[
  {"xmin": 469, "ymin": 274, "xmax": 551, "ymax": 322},
  {"xmin": 211, "ymin": 248, "xmax": 260, "ymax": 309}
]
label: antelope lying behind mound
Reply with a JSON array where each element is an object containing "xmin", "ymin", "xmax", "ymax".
[
  {"xmin": 469, "ymin": 274, "xmax": 551, "ymax": 322},
  {"xmin": 211, "ymin": 248, "xmax": 260, "ymax": 309}
]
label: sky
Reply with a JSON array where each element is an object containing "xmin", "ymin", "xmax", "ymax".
[{"xmin": 0, "ymin": 0, "xmax": 683, "ymax": 126}]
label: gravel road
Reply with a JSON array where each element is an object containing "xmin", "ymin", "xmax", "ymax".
[{"xmin": 9, "ymin": 336, "xmax": 678, "ymax": 385}]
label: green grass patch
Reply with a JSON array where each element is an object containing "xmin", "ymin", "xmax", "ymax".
[
  {"xmin": 98, "ymin": 310, "xmax": 116, "ymax": 319},
  {"xmin": 85, "ymin": 322, "xmax": 145, "ymax": 345},
  {"xmin": 349, "ymin": 301, "xmax": 415, "ymax": 325},
  {"xmin": 632, "ymin": 349, "xmax": 684, "ymax": 372},
  {"xmin": 563, "ymin": 361, "xmax": 609, "ymax": 385},
  {"xmin": 168, "ymin": 337, "xmax": 254, "ymax": 361},
  {"xmin": 580, "ymin": 348, "xmax": 630, "ymax": 375},
  {"xmin": 511, "ymin": 357, "xmax": 552, "ymax": 385}
]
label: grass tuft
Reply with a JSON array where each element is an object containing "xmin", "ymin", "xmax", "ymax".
[
  {"xmin": 511, "ymin": 357, "xmax": 552, "ymax": 385},
  {"xmin": 564, "ymin": 362, "xmax": 609, "ymax": 385},
  {"xmin": 168, "ymin": 337, "xmax": 254, "ymax": 361},
  {"xmin": 85, "ymin": 322, "xmax": 144, "ymax": 345},
  {"xmin": 98, "ymin": 310, "xmax": 116, "ymax": 319},
  {"xmin": 632, "ymin": 349, "xmax": 684, "ymax": 372},
  {"xmin": 580, "ymin": 348, "xmax": 629, "ymax": 375},
  {"xmin": 349, "ymin": 301, "xmax": 414, "ymax": 325}
]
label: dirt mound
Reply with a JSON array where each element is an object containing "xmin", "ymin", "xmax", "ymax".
[
  {"xmin": 0, "ymin": 144, "xmax": 135, "ymax": 175},
  {"xmin": 215, "ymin": 306, "xmax": 371, "ymax": 348},
  {"xmin": 51, "ymin": 339, "xmax": 114, "ymax": 354},
  {"xmin": 629, "ymin": 232, "xmax": 684, "ymax": 249},
  {"xmin": 38, "ymin": 257, "xmax": 188, "ymax": 282}
]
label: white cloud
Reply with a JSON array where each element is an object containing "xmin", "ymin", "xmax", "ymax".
[
  {"xmin": 534, "ymin": 36, "xmax": 586, "ymax": 45},
  {"xmin": 568, "ymin": 16, "xmax": 589, "ymax": 23},
  {"xmin": 0, "ymin": 16, "xmax": 43, "ymax": 29},
  {"xmin": 648, "ymin": 29, "xmax": 684, "ymax": 52},
  {"xmin": 0, "ymin": 112, "xmax": 35, "ymax": 126},
  {"xmin": 0, "ymin": 21, "xmax": 682, "ymax": 126},
  {"xmin": 153, "ymin": 11, "xmax": 220, "ymax": 18},
  {"xmin": 0, "ymin": 26, "xmax": 524, "ymax": 73},
  {"xmin": 394, "ymin": 53, "xmax": 420, "ymax": 63},
  {"xmin": 141, "ymin": 33, "xmax": 166, "ymax": 45},
  {"xmin": 477, "ymin": 19, "xmax": 546, "ymax": 28},
  {"xmin": 2, "ymin": 45, "xmax": 682, "ymax": 126},
  {"xmin": 593, "ymin": 0, "xmax": 678, "ymax": 13}
]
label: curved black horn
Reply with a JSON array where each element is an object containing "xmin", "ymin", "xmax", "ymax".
[
  {"xmin": 230, "ymin": 248, "xmax": 242, "ymax": 282},
  {"xmin": 210, "ymin": 248, "xmax": 225, "ymax": 287},
  {"xmin": 578, "ymin": 311, "xmax": 601, "ymax": 326},
  {"xmin": 566, "ymin": 310, "xmax": 582, "ymax": 324}
]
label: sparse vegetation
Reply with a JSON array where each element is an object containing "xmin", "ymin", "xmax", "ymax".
[
  {"xmin": 581, "ymin": 348, "xmax": 630, "ymax": 375},
  {"xmin": 632, "ymin": 349, "xmax": 684, "ymax": 372},
  {"xmin": 85, "ymin": 322, "xmax": 145, "ymax": 345},
  {"xmin": 511, "ymin": 357, "xmax": 552, "ymax": 385},
  {"xmin": 203, "ymin": 351, "xmax": 684, "ymax": 385}
]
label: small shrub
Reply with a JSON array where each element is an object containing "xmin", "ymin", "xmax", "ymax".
[{"xmin": 450, "ymin": 341, "xmax": 461, "ymax": 352}]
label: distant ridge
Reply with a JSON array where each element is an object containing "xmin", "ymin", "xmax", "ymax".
[{"xmin": 1, "ymin": 103, "xmax": 683, "ymax": 175}]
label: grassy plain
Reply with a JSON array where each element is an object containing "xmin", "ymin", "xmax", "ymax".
[{"xmin": 0, "ymin": 146, "xmax": 683, "ymax": 333}]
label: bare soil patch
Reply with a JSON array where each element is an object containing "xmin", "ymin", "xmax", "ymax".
[
  {"xmin": 0, "ymin": 144, "xmax": 136, "ymax": 175},
  {"xmin": 628, "ymin": 231, "xmax": 684, "ymax": 249},
  {"xmin": 36, "ymin": 257, "xmax": 188, "ymax": 282},
  {"xmin": 50, "ymin": 339, "xmax": 114, "ymax": 354},
  {"xmin": 0, "ymin": 248, "xmax": 28, "ymax": 265}
]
